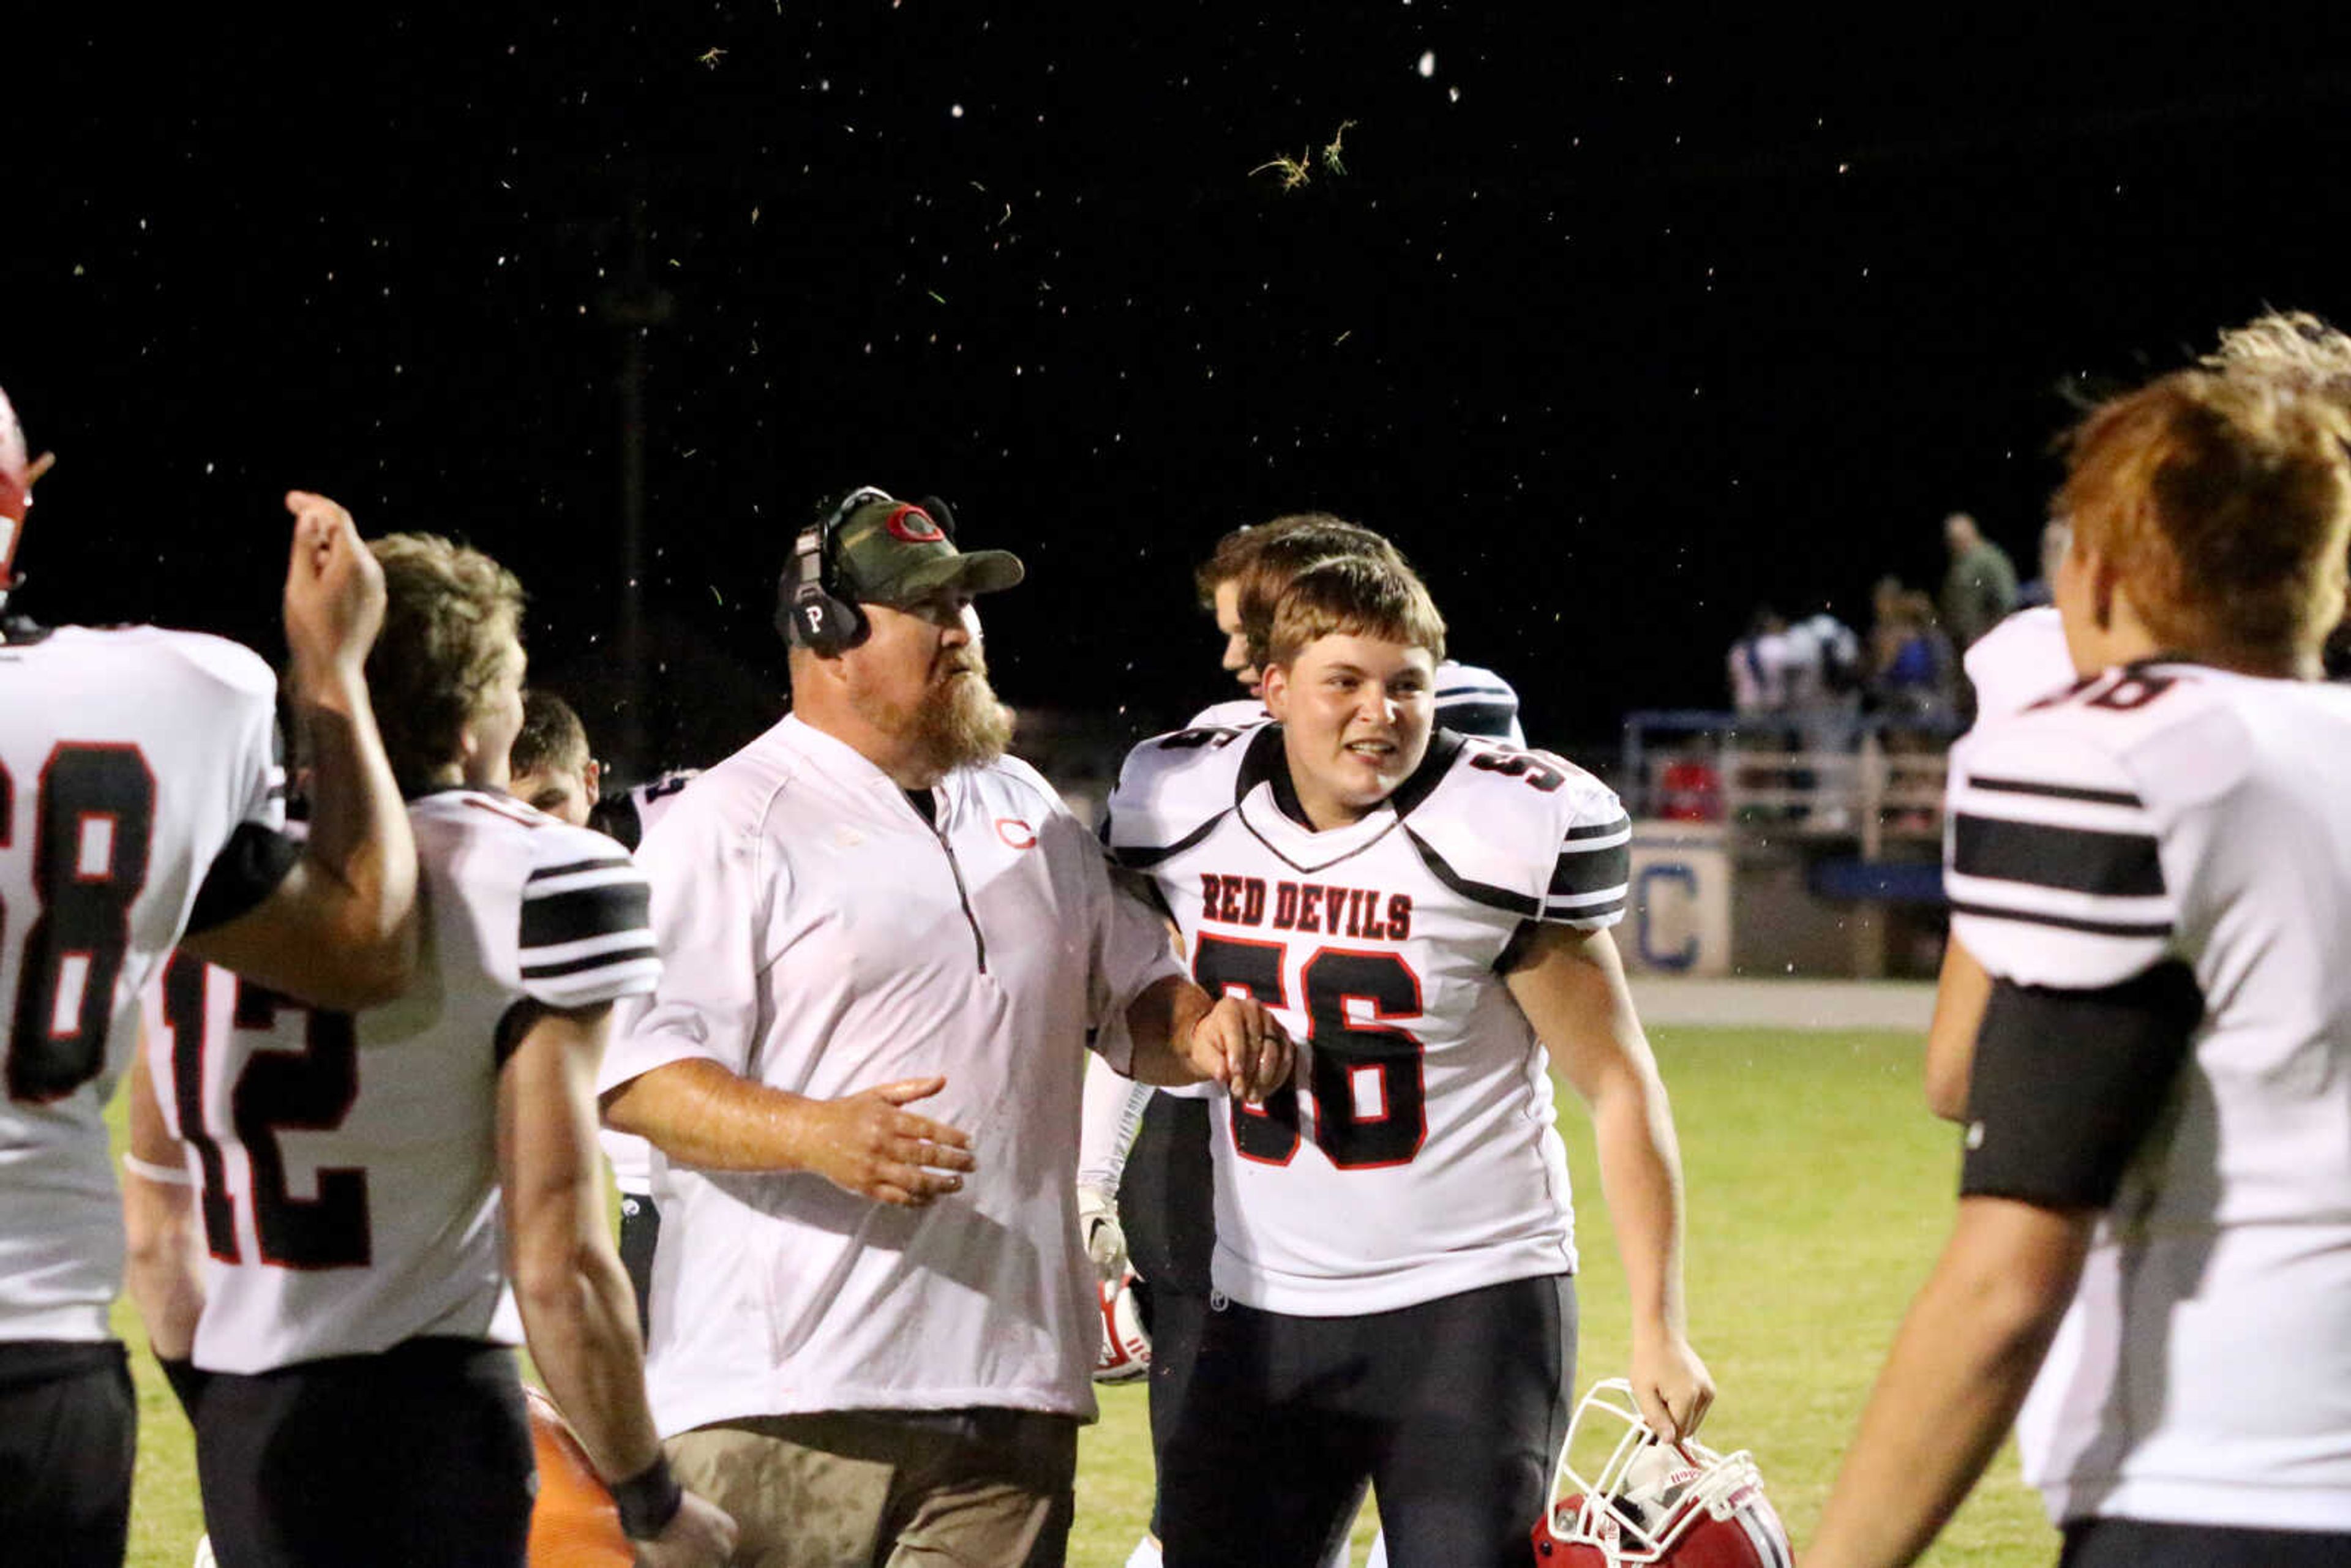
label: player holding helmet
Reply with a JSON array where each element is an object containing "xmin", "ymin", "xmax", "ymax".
[
  {"xmin": 1106, "ymin": 553, "xmax": 1711, "ymax": 1566},
  {"xmin": 1, "ymin": 385, "xmax": 419, "ymax": 1567}
]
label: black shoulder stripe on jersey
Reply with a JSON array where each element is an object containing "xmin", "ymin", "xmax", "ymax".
[
  {"xmin": 1550, "ymin": 894, "xmax": 1628, "ymax": 921},
  {"xmin": 1967, "ymin": 774, "xmax": 2143, "ymax": 809},
  {"xmin": 186, "ymin": 823, "xmax": 303, "ymax": 937},
  {"xmin": 520, "ymin": 880, "xmax": 653, "ymax": 951},
  {"xmin": 1233, "ymin": 724, "xmax": 1289, "ymax": 806},
  {"xmin": 527, "ymin": 853, "xmax": 637, "ymax": 884},
  {"xmin": 1952, "ymin": 815, "xmax": 2164, "ymax": 898},
  {"xmin": 1404, "ymin": 825, "xmax": 1540, "ymax": 917},
  {"xmin": 1435, "ymin": 680, "xmax": 1513, "ymax": 699},
  {"xmin": 1550, "ymin": 839, "xmax": 1632, "ymax": 898},
  {"xmin": 1960, "ymin": 963, "xmax": 2202, "ymax": 1209},
  {"xmin": 1387, "ymin": 730, "xmax": 1469, "ymax": 820},
  {"xmin": 1563, "ymin": 815, "xmax": 1631, "ymax": 843},
  {"xmin": 1946, "ymin": 899, "xmax": 2171, "ymax": 939},
  {"xmin": 1433, "ymin": 700, "xmax": 1519, "ymax": 740},
  {"xmin": 520, "ymin": 940, "xmax": 660, "ymax": 981},
  {"xmin": 1114, "ymin": 812, "xmax": 1226, "ymax": 871}
]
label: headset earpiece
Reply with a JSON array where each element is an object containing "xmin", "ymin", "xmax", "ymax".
[{"xmin": 777, "ymin": 487, "xmax": 888, "ymax": 654}]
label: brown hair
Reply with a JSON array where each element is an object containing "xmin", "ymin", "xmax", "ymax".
[
  {"xmin": 1265, "ymin": 555, "xmax": 1448, "ymax": 670},
  {"xmin": 511, "ymin": 689, "xmax": 590, "ymax": 781},
  {"xmin": 2059, "ymin": 368, "xmax": 2351, "ymax": 672},
  {"xmin": 367, "ymin": 533, "xmax": 526, "ymax": 790},
  {"xmin": 1196, "ymin": 514, "xmax": 1410, "ymax": 669}
]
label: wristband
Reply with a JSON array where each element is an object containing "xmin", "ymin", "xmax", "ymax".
[
  {"xmin": 611, "ymin": 1453, "xmax": 684, "ymax": 1540},
  {"xmin": 157, "ymin": 1356, "xmax": 212, "ymax": 1420}
]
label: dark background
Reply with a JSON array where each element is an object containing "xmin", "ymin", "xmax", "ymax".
[{"xmin": 15, "ymin": 10, "xmax": 2351, "ymax": 770}]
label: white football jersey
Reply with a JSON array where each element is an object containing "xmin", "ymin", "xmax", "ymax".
[
  {"xmin": 1948, "ymin": 662, "xmax": 2351, "ymax": 1532},
  {"xmin": 1962, "ymin": 606, "xmax": 2072, "ymax": 724},
  {"xmin": 0, "ymin": 626, "xmax": 283, "ymax": 1341},
  {"xmin": 1106, "ymin": 721, "xmax": 1629, "ymax": 1314},
  {"xmin": 148, "ymin": 790, "xmax": 659, "ymax": 1373},
  {"xmin": 1190, "ymin": 658, "xmax": 1528, "ymax": 746},
  {"xmin": 587, "ymin": 768, "xmax": 700, "ymax": 1195}
]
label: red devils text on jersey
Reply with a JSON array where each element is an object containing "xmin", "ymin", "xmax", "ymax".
[{"xmin": 1105, "ymin": 722, "xmax": 1630, "ymax": 1315}]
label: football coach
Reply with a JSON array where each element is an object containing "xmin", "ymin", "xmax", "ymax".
[{"xmin": 597, "ymin": 486, "xmax": 1291, "ymax": 1568}]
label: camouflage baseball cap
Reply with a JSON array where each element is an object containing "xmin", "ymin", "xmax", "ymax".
[{"xmin": 833, "ymin": 492, "xmax": 1024, "ymax": 605}]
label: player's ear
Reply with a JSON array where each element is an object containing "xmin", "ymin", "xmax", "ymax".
[
  {"xmin": 1261, "ymin": 662, "xmax": 1292, "ymax": 718},
  {"xmin": 583, "ymin": 758, "xmax": 602, "ymax": 808}
]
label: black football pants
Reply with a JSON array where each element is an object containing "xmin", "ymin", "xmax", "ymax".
[
  {"xmin": 195, "ymin": 1337, "xmax": 534, "ymax": 1567},
  {"xmin": 0, "ymin": 1340, "xmax": 135, "ymax": 1568},
  {"xmin": 1159, "ymin": 1274, "xmax": 1577, "ymax": 1568}
]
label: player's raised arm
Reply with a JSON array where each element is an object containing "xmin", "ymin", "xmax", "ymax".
[
  {"xmin": 1505, "ymin": 920, "xmax": 1714, "ymax": 1442},
  {"xmin": 179, "ymin": 492, "xmax": 417, "ymax": 1008}
]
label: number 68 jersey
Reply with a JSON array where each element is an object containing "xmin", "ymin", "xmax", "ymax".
[
  {"xmin": 1, "ymin": 626, "xmax": 284, "ymax": 1344},
  {"xmin": 1105, "ymin": 722, "xmax": 1631, "ymax": 1316}
]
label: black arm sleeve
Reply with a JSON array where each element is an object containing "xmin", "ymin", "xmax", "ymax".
[
  {"xmin": 1959, "ymin": 961, "xmax": 2202, "ymax": 1210},
  {"xmin": 184, "ymin": 823, "xmax": 303, "ymax": 937}
]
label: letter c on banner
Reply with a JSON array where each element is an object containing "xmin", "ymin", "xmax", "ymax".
[{"xmin": 1635, "ymin": 862, "xmax": 1700, "ymax": 972}]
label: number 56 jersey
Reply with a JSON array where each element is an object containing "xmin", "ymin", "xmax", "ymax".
[{"xmin": 1105, "ymin": 722, "xmax": 1631, "ymax": 1316}]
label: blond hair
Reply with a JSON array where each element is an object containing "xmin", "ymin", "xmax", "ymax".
[
  {"xmin": 367, "ymin": 533, "xmax": 525, "ymax": 790},
  {"xmin": 1264, "ymin": 555, "xmax": 1447, "ymax": 670},
  {"xmin": 2202, "ymin": 311, "xmax": 2351, "ymax": 410},
  {"xmin": 1196, "ymin": 514, "xmax": 1409, "ymax": 667},
  {"xmin": 2060, "ymin": 369, "xmax": 2351, "ymax": 672}
]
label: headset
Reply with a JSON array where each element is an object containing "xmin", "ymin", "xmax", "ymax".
[{"xmin": 776, "ymin": 486, "xmax": 959, "ymax": 655}]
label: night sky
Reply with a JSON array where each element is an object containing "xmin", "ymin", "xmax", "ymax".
[{"xmin": 16, "ymin": 12, "xmax": 2351, "ymax": 770}]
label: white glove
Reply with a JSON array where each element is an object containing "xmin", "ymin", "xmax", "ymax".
[{"xmin": 1078, "ymin": 1182, "xmax": 1128, "ymax": 1282}]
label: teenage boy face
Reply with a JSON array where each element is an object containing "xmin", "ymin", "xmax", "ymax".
[{"xmin": 1261, "ymin": 631, "xmax": 1436, "ymax": 829}]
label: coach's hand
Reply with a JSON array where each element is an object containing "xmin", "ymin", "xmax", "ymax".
[
  {"xmin": 796, "ymin": 1076, "xmax": 977, "ymax": 1207},
  {"xmin": 635, "ymin": 1489, "xmax": 737, "ymax": 1568},
  {"xmin": 1630, "ymin": 1333, "xmax": 1715, "ymax": 1443},
  {"xmin": 1185, "ymin": 997, "xmax": 1293, "ymax": 1105}
]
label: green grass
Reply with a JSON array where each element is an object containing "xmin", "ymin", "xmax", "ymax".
[{"xmin": 112, "ymin": 1026, "xmax": 2050, "ymax": 1567}]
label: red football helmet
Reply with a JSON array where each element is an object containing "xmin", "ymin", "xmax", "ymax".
[
  {"xmin": 1092, "ymin": 1267, "xmax": 1152, "ymax": 1384},
  {"xmin": 1532, "ymin": 1379, "xmax": 1791, "ymax": 1568},
  {"xmin": 524, "ymin": 1386, "xmax": 635, "ymax": 1568}
]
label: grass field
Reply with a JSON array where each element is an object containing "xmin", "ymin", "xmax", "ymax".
[{"xmin": 111, "ymin": 1024, "xmax": 2053, "ymax": 1566}]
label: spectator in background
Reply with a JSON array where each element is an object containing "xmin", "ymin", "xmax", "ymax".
[
  {"xmin": 1938, "ymin": 512, "xmax": 2017, "ymax": 652},
  {"xmin": 2014, "ymin": 518, "xmax": 2070, "ymax": 610},
  {"xmin": 1870, "ymin": 588, "xmax": 1958, "ymax": 744},
  {"xmin": 1728, "ymin": 607, "xmax": 1791, "ymax": 724}
]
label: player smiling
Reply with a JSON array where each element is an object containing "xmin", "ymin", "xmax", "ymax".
[{"xmin": 1106, "ymin": 554, "xmax": 1711, "ymax": 1567}]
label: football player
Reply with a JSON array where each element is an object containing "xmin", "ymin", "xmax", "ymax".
[
  {"xmin": 2, "ymin": 387, "xmax": 419, "ymax": 1567},
  {"xmin": 509, "ymin": 687, "xmax": 700, "ymax": 1342},
  {"xmin": 127, "ymin": 534, "xmax": 733, "ymax": 1567},
  {"xmin": 509, "ymin": 688, "xmax": 603, "ymax": 826},
  {"xmin": 1106, "ymin": 553, "xmax": 1711, "ymax": 1567},
  {"xmin": 1922, "ymin": 313, "xmax": 2351, "ymax": 1126},
  {"xmin": 1808, "ymin": 367, "xmax": 2351, "ymax": 1566},
  {"xmin": 1091, "ymin": 513, "xmax": 1534, "ymax": 1568}
]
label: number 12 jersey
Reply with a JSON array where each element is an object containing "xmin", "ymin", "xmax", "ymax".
[{"xmin": 1104, "ymin": 722, "xmax": 1631, "ymax": 1315}]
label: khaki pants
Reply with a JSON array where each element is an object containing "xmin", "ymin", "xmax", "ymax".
[{"xmin": 666, "ymin": 1409, "xmax": 1078, "ymax": 1568}]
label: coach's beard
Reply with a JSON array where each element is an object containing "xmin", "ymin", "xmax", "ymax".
[{"xmin": 915, "ymin": 653, "xmax": 1013, "ymax": 775}]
